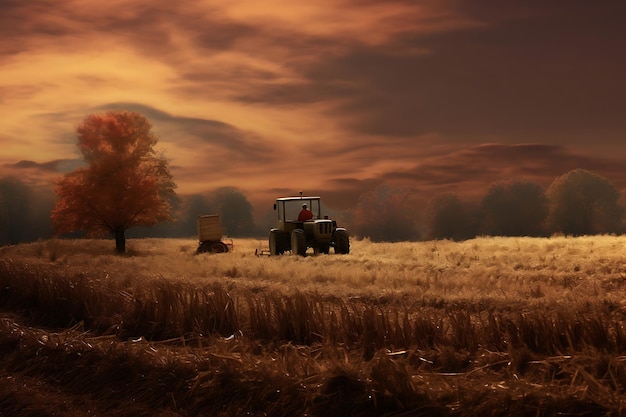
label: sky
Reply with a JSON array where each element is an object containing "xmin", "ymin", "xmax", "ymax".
[{"xmin": 1, "ymin": 0, "xmax": 625, "ymax": 212}]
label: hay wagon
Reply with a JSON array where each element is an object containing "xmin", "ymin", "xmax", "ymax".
[{"xmin": 196, "ymin": 214, "xmax": 233, "ymax": 254}]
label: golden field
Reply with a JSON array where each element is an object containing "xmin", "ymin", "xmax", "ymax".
[{"xmin": 1, "ymin": 236, "xmax": 626, "ymax": 416}]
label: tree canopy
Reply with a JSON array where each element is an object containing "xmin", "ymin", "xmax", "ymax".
[
  {"xmin": 352, "ymin": 185, "xmax": 419, "ymax": 242},
  {"xmin": 546, "ymin": 169, "xmax": 622, "ymax": 235},
  {"xmin": 426, "ymin": 193, "xmax": 478, "ymax": 241},
  {"xmin": 214, "ymin": 187, "xmax": 255, "ymax": 237},
  {"xmin": 52, "ymin": 111, "xmax": 176, "ymax": 252},
  {"xmin": 0, "ymin": 177, "xmax": 34, "ymax": 245},
  {"xmin": 481, "ymin": 180, "xmax": 548, "ymax": 237}
]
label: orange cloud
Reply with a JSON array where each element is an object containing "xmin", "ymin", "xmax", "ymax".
[
  {"xmin": 376, "ymin": 144, "xmax": 626, "ymax": 202},
  {"xmin": 1, "ymin": 1, "xmax": 625, "ymax": 214}
]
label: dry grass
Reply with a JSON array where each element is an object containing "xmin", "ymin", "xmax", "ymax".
[
  {"xmin": 2, "ymin": 235, "xmax": 626, "ymax": 416},
  {"xmin": 6, "ymin": 235, "xmax": 626, "ymax": 303}
]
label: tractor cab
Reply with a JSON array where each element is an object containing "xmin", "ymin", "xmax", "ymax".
[{"xmin": 274, "ymin": 196, "xmax": 323, "ymax": 234}]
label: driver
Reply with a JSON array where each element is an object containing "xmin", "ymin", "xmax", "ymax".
[{"xmin": 298, "ymin": 203, "xmax": 314, "ymax": 221}]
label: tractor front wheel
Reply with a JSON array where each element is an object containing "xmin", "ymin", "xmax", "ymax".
[{"xmin": 291, "ymin": 229, "xmax": 307, "ymax": 256}]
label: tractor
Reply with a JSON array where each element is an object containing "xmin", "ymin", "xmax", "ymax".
[{"xmin": 268, "ymin": 195, "xmax": 350, "ymax": 256}]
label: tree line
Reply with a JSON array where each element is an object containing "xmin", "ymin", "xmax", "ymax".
[
  {"xmin": 2, "ymin": 167, "xmax": 624, "ymax": 247},
  {"xmin": 351, "ymin": 169, "xmax": 625, "ymax": 242},
  {"xmin": 0, "ymin": 176, "xmax": 258, "ymax": 247}
]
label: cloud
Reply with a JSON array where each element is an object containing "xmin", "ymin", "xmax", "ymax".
[
  {"xmin": 317, "ymin": 177, "xmax": 383, "ymax": 210},
  {"xmin": 8, "ymin": 159, "xmax": 82, "ymax": 173},
  {"xmin": 1, "ymin": 0, "xmax": 625, "ymax": 215},
  {"xmin": 215, "ymin": 1, "xmax": 626, "ymax": 145},
  {"xmin": 0, "ymin": 158, "xmax": 84, "ymax": 188},
  {"xmin": 92, "ymin": 103, "xmax": 268, "ymax": 155},
  {"xmin": 372, "ymin": 144, "xmax": 626, "ymax": 203}
]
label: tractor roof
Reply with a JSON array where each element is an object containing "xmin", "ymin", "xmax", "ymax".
[{"xmin": 276, "ymin": 196, "xmax": 320, "ymax": 202}]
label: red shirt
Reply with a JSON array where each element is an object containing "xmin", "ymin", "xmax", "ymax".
[{"xmin": 298, "ymin": 209, "xmax": 314, "ymax": 221}]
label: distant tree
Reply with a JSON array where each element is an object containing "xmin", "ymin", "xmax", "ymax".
[
  {"xmin": 352, "ymin": 185, "xmax": 419, "ymax": 242},
  {"xmin": 52, "ymin": 111, "xmax": 177, "ymax": 253},
  {"xmin": 213, "ymin": 187, "xmax": 255, "ymax": 237},
  {"xmin": 0, "ymin": 177, "xmax": 33, "ymax": 245},
  {"xmin": 179, "ymin": 194, "xmax": 216, "ymax": 237},
  {"xmin": 481, "ymin": 180, "xmax": 548, "ymax": 236},
  {"xmin": 25, "ymin": 186, "xmax": 56, "ymax": 242},
  {"xmin": 546, "ymin": 169, "xmax": 623, "ymax": 235},
  {"xmin": 426, "ymin": 193, "xmax": 478, "ymax": 241},
  {"xmin": 620, "ymin": 192, "xmax": 626, "ymax": 234}
]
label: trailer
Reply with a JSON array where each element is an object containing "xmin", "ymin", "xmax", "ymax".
[{"xmin": 196, "ymin": 214, "xmax": 233, "ymax": 254}]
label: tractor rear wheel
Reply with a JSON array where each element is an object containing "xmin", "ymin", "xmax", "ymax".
[
  {"xmin": 269, "ymin": 229, "xmax": 284, "ymax": 255},
  {"xmin": 291, "ymin": 229, "xmax": 307, "ymax": 256},
  {"xmin": 334, "ymin": 229, "xmax": 350, "ymax": 254}
]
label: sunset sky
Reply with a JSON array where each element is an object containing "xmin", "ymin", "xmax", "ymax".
[{"xmin": 1, "ymin": 0, "xmax": 625, "ymax": 211}]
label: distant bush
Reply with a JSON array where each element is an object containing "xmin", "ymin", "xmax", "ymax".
[
  {"xmin": 547, "ymin": 169, "xmax": 623, "ymax": 235},
  {"xmin": 481, "ymin": 179, "xmax": 548, "ymax": 236},
  {"xmin": 425, "ymin": 193, "xmax": 479, "ymax": 240},
  {"xmin": 352, "ymin": 185, "xmax": 420, "ymax": 242}
]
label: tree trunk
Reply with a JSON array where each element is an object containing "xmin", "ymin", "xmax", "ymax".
[{"xmin": 115, "ymin": 228, "xmax": 126, "ymax": 253}]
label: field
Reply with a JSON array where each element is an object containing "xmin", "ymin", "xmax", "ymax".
[{"xmin": 1, "ymin": 236, "xmax": 626, "ymax": 416}]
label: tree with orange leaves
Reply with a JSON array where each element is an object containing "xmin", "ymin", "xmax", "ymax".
[{"xmin": 52, "ymin": 111, "xmax": 176, "ymax": 253}]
